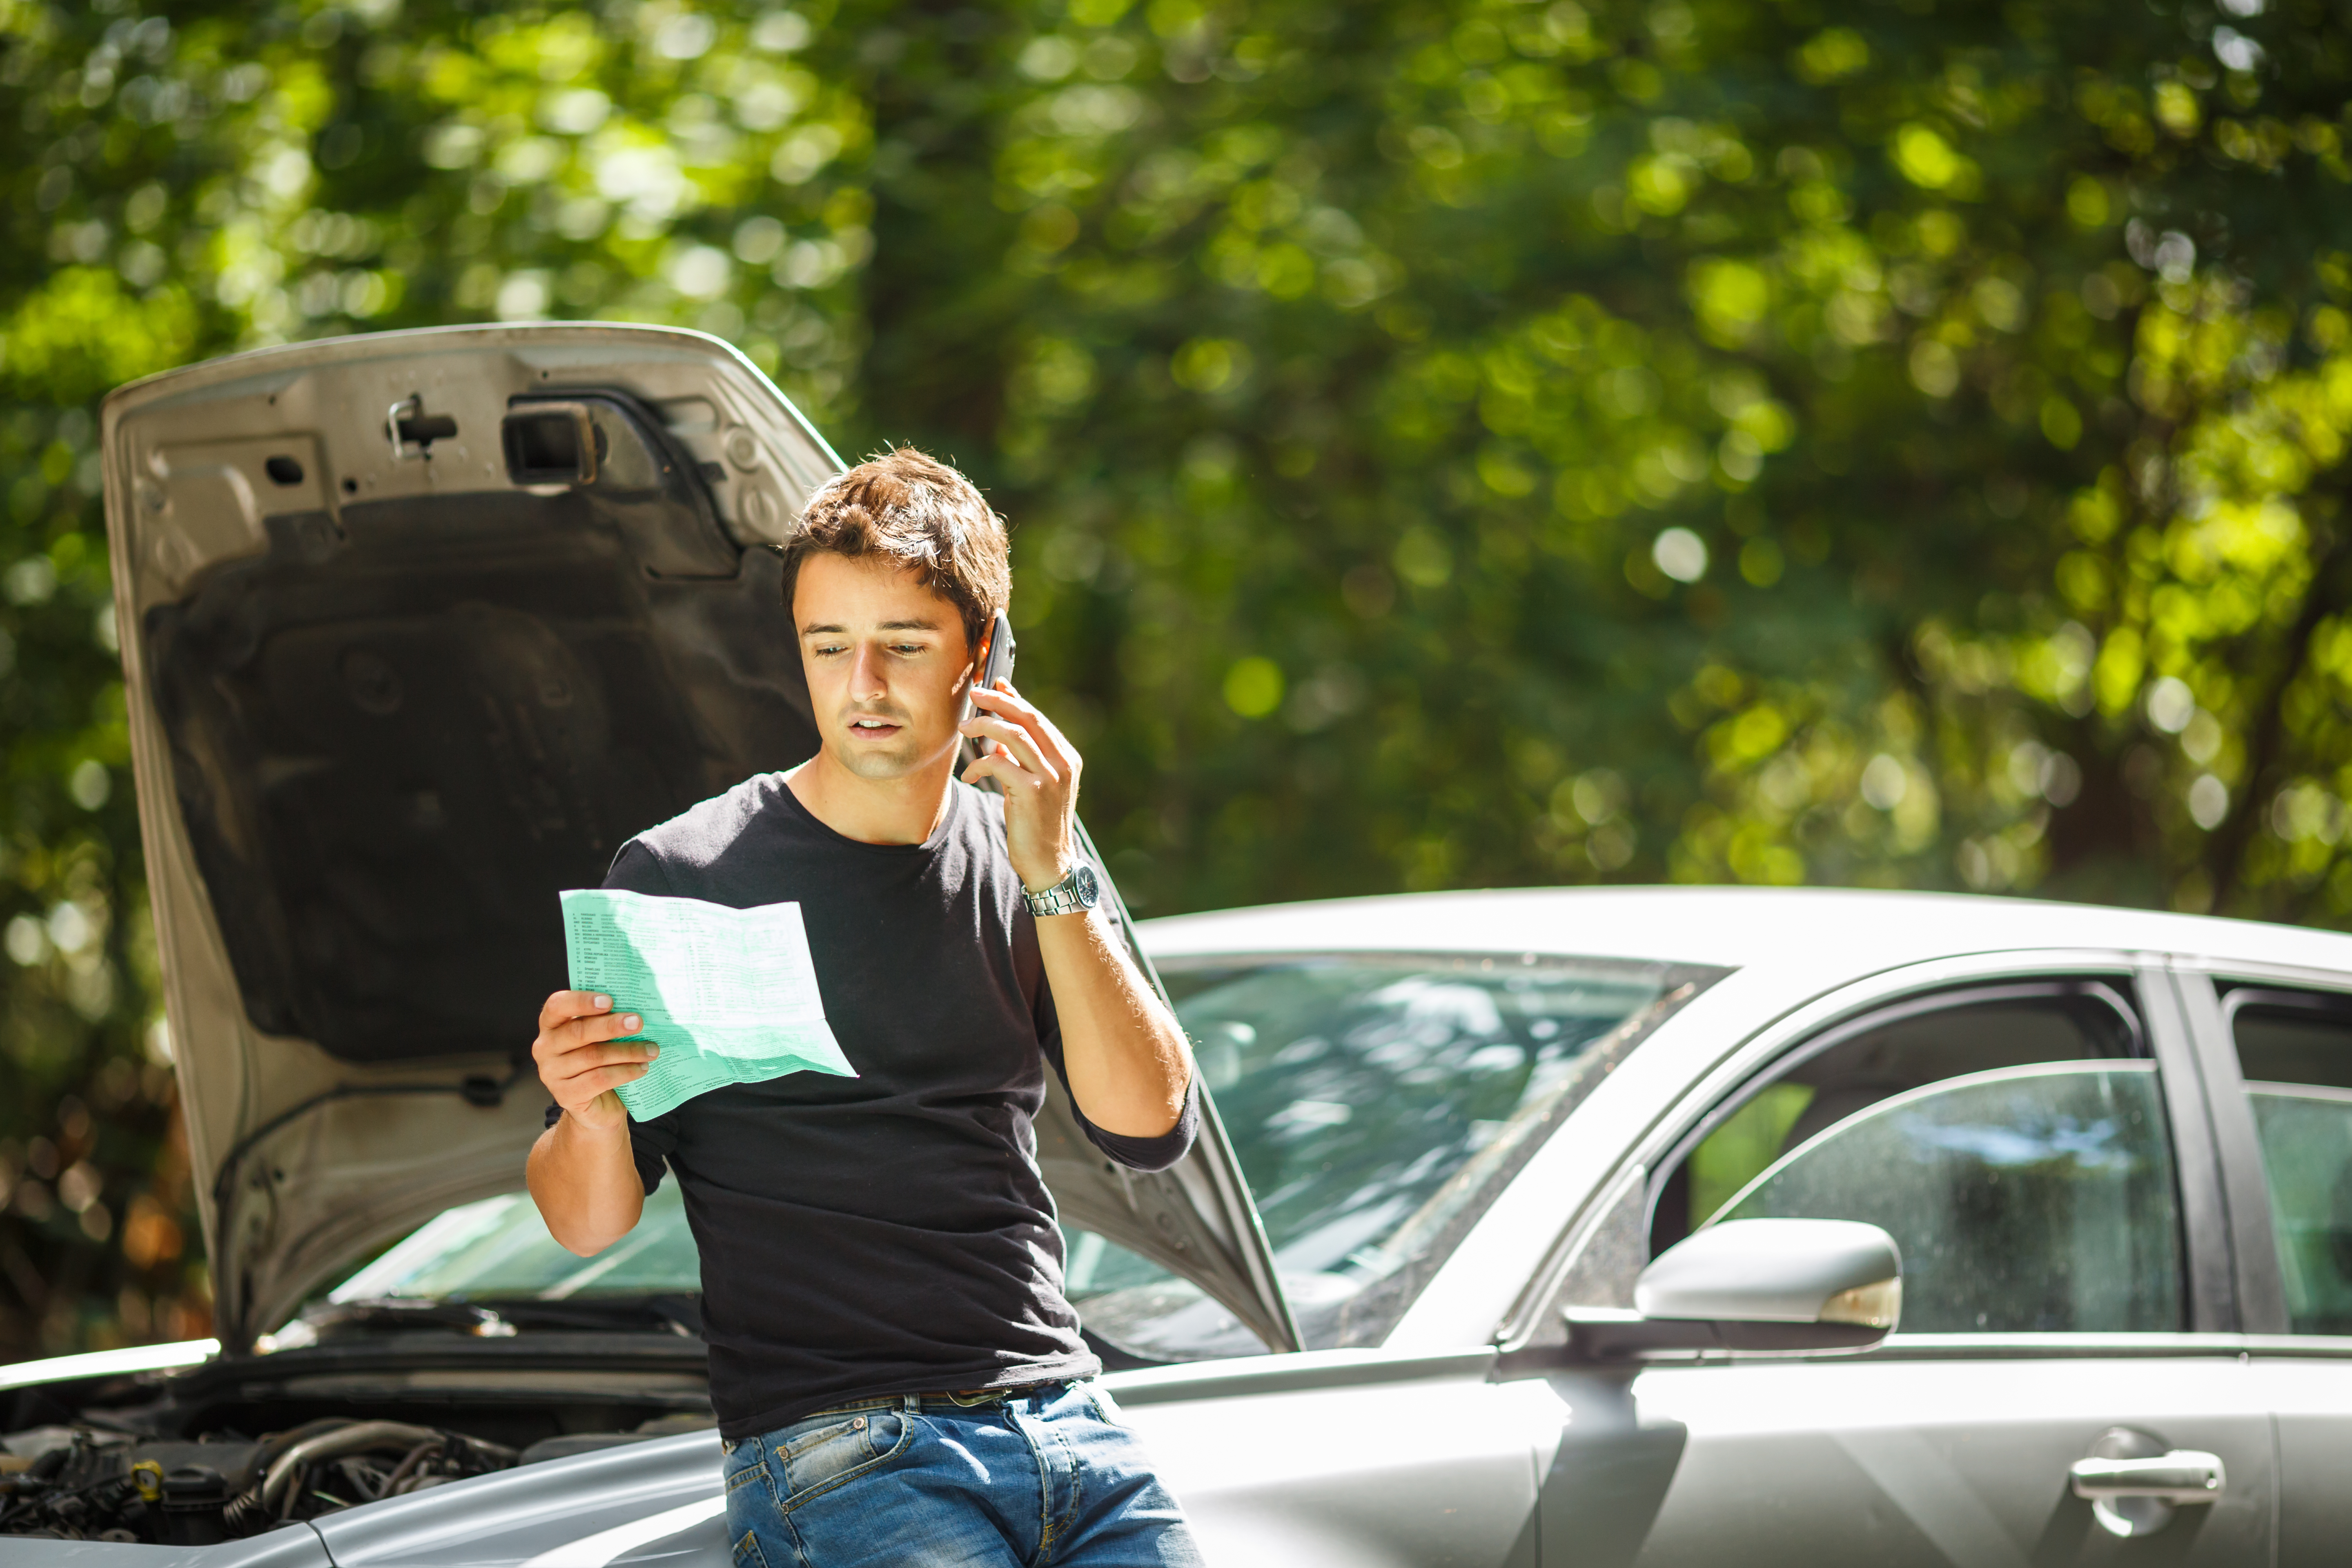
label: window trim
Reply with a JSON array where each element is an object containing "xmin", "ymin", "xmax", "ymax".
[
  {"xmin": 2245, "ymin": 1079, "xmax": 2352, "ymax": 1104},
  {"xmin": 2219, "ymin": 984, "xmax": 2352, "ymax": 1028}
]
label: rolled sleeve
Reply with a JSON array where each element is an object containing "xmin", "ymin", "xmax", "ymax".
[
  {"xmin": 1075, "ymin": 1076, "xmax": 1199, "ymax": 1172},
  {"xmin": 1035, "ymin": 975, "xmax": 1200, "ymax": 1172},
  {"xmin": 542, "ymin": 1100, "xmax": 673, "ymax": 1194}
]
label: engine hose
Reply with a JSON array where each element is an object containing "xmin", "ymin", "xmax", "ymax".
[
  {"xmin": 256, "ymin": 1417, "xmax": 363, "ymax": 1471},
  {"xmin": 222, "ymin": 1487, "xmax": 272, "ymax": 1534},
  {"xmin": 261, "ymin": 1422, "xmax": 445, "ymax": 1517},
  {"xmin": 223, "ymin": 1417, "xmax": 359, "ymax": 1531},
  {"xmin": 378, "ymin": 1438, "xmax": 443, "ymax": 1499},
  {"xmin": 228, "ymin": 1421, "xmax": 337, "ymax": 1530}
]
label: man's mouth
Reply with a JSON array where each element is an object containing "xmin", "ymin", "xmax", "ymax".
[{"xmin": 847, "ymin": 717, "xmax": 903, "ymax": 736}]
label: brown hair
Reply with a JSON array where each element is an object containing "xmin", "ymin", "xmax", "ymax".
[{"xmin": 780, "ymin": 447, "xmax": 1009, "ymax": 650}]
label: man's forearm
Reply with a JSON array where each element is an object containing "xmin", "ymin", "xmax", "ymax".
[
  {"xmin": 1038, "ymin": 910, "xmax": 1192, "ymax": 1138},
  {"xmin": 526, "ymin": 1111, "xmax": 647, "ymax": 1256}
]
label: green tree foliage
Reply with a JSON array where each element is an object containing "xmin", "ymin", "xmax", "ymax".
[{"xmin": 3, "ymin": 0, "xmax": 2352, "ymax": 1354}]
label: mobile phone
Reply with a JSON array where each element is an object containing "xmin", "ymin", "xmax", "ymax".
[{"xmin": 963, "ymin": 611, "xmax": 1017, "ymax": 769}]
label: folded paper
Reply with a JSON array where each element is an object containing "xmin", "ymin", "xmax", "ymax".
[{"xmin": 561, "ymin": 888, "xmax": 855, "ymax": 1118}]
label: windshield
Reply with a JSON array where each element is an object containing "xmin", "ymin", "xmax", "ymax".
[
  {"xmin": 298, "ymin": 952, "xmax": 1716, "ymax": 1361},
  {"xmin": 1090, "ymin": 953, "xmax": 1715, "ymax": 1355},
  {"xmin": 330, "ymin": 1181, "xmax": 701, "ymax": 1302}
]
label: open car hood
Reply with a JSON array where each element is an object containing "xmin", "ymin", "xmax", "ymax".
[{"xmin": 100, "ymin": 324, "xmax": 1297, "ymax": 1355}]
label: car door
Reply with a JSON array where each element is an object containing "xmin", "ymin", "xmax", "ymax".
[
  {"xmin": 2170, "ymin": 967, "xmax": 2352, "ymax": 1568},
  {"xmin": 1528, "ymin": 964, "xmax": 2275, "ymax": 1567}
]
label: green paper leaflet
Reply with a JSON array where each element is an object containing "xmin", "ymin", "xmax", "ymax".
[{"xmin": 560, "ymin": 888, "xmax": 855, "ymax": 1120}]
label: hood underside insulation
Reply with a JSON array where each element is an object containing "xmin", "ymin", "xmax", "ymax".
[{"xmin": 144, "ymin": 488, "xmax": 815, "ymax": 1064}]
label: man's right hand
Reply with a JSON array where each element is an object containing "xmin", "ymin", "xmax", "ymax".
[{"xmin": 533, "ymin": 990, "xmax": 659, "ymax": 1130}]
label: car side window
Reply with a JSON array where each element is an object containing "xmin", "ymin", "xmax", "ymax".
[
  {"xmin": 2227, "ymin": 991, "xmax": 2352, "ymax": 1335},
  {"xmin": 1721, "ymin": 1064, "xmax": 2181, "ymax": 1332},
  {"xmin": 1648, "ymin": 985, "xmax": 2187, "ymax": 1334}
]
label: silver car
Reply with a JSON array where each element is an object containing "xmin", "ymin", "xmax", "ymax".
[{"xmin": 7, "ymin": 325, "xmax": 2348, "ymax": 1565}]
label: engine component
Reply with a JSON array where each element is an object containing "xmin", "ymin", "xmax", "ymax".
[
  {"xmin": 258, "ymin": 1421, "xmax": 442, "ymax": 1517},
  {"xmin": 0, "ymin": 1418, "xmax": 517, "ymax": 1542},
  {"xmin": 160, "ymin": 1462, "xmax": 233, "ymax": 1546}
]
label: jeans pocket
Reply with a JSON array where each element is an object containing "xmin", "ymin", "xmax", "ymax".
[
  {"xmin": 779, "ymin": 1410, "xmax": 911, "ymax": 1510},
  {"xmin": 731, "ymin": 1530, "xmax": 769, "ymax": 1568},
  {"xmin": 1081, "ymin": 1382, "xmax": 1127, "ymax": 1428}
]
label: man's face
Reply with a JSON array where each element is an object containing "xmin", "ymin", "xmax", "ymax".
[{"xmin": 794, "ymin": 552, "xmax": 975, "ymax": 781}]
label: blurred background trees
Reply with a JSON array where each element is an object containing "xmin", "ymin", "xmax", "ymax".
[{"xmin": 3, "ymin": 0, "xmax": 2351, "ymax": 1355}]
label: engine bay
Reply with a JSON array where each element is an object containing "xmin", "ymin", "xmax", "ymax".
[
  {"xmin": 0, "ymin": 1319, "xmax": 715, "ymax": 1544},
  {"xmin": 0, "ymin": 1418, "xmax": 526, "ymax": 1545}
]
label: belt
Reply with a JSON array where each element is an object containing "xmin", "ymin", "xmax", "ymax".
[{"xmin": 799, "ymin": 1380, "xmax": 1067, "ymax": 1421}]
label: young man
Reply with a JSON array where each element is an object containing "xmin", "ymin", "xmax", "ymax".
[{"xmin": 524, "ymin": 448, "xmax": 1203, "ymax": 1566}]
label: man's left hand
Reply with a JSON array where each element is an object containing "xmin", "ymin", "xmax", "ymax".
[{"xmin": 960, "ymin": 680, "xmax": 1081, "ymax": 895}]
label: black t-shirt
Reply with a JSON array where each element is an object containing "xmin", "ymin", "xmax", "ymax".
[{"xmin": 545, "ymin": 773, "xmax": 1196, "ymax": 1439}]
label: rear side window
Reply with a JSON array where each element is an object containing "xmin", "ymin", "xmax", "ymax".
[
  {"xmin": 2235, "ymin": 1002, "xmax": 2352, "ymax": 1091},
  {"xmin": 2227, "ymin": 990, "xmax": 2352, "ymax": 1335}
]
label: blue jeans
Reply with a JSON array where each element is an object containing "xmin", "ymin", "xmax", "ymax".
[{"xmin": 721, "ymin": 1382, "xmax": 1203, "ymax": 1567}]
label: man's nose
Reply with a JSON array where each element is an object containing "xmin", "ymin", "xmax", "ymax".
[{"xmin": 849, "ymin": 641, "xmax": 888, "ymax": 700}]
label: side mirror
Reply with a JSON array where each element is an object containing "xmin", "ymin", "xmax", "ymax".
[{"xmin": 1563, "ymin": 1218, "xmax": 1902, "ymax": 1360}]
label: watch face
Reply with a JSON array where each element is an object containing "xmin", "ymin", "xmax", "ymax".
[{"xmin": 1072, "ymin": 863, "xmax": 1100, "ymax": 904}]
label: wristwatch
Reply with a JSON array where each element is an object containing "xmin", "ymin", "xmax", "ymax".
[{"xmin": 1023, "ymin": 862, "xmax": 1101, "ymax": 917}]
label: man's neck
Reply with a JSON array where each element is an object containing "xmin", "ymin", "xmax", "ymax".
[{"xmin": 786, "ymin": 747, "xmax": 957, "ymax": 846}]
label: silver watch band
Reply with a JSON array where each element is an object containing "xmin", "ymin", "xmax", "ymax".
[{"xmin": 1023, "ymin": 862, "xmax": 1100, "ymax": 917}]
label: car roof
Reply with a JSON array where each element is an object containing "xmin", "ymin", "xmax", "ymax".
[{"xmin": 1136, "ymin": 884, "xmax": 2352, "ymax": 977}]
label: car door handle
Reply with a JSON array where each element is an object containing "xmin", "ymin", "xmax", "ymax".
[{"xmin": 2068, "ymin": 1452, "xmax": 2225, "ymax": 1503}]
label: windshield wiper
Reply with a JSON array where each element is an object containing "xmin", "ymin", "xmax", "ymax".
[
  {"xmin": 277, "ymin": 1295, "xmax": 702, "ymax": 1347},
  {"xmin": 472, "ymin": 1294, "xmax": 703, "ymax": 1338}
]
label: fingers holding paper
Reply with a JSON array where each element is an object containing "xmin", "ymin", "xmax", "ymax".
[
  {"xmin": 960, "ymin": 680, "xmax": 1081, "ymax": 894},
  {"xmin": 533, "ymin": 989, "xmax": 661, "ymax": 1129}
]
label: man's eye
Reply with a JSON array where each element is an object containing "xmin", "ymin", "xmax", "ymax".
[
  {"xmin": 814, "ymin": 644, "xmax": 847, "ymax": 657},
  {"xmin": 891, "ymin": 643, "xmax": 927, "ymax": 655}
]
